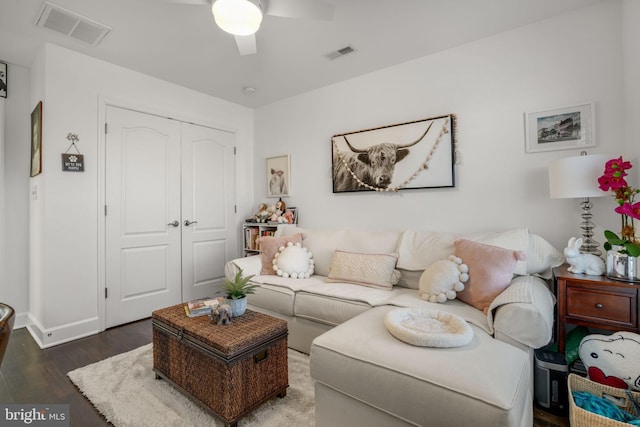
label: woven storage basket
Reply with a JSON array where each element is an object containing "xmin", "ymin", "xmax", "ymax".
[
  {"xmin": 568, "ymin": 373, "xmax": 640, "ymax": 427},
  {"xmin": 152, "ymin": 305, "xmax": 288, "ymax": 425}
]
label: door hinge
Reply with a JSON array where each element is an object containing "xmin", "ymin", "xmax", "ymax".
[
  {"xmin": 234, "ymin": 205, "xmax": 237, "ymax": 213},
  {"xmin": 104, "ymin": 205, "xmax": 107, "ymax": 216},
  {"xmin": 233, "ymin": 146, "xmax": 236, "ymax": 155},
  {"xmin": 105, "ymin": 288, "xmax": 108, "ymax": 299},
  {"xmin": 105, "ymin": 123, "xmax": 108, "ymax": 134}
]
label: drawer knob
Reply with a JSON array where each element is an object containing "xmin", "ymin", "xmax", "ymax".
[{"xmin": 596, "ymin": 303, "xmax": 603, "ymax": 309}]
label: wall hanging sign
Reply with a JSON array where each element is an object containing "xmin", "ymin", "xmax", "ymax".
[
  {"xmin": 61, "ymin": 133, "xmax": 84, "ymax": 172},
  {"xmin": 524, "ymin": 102, "xmax": 595, "ymax": 153},
  {"xmin": 331, "ymin": 114, "xmax": 457, "ymax": 193},
  {"xmin": 0, "ymin": 61, "xmax": 7, "ymax": 98}
]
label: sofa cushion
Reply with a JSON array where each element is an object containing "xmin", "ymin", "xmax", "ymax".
[
  {"xmin": 311, "ymin": 306, "xmax": 532, "ymax": 427},
  {"xmin": 454, "ymin": 239, "xmax": 526, "ymax": 314},
  {"xmin": 258, "ymin": 233, "xmax": 303, "ymax": 275},
  {"xmin": 293, "ymin": 280, "xmax": 405, "ymax": 326},
  {"xmin": 277, "ymin": 227, "xmax": 402, "ymax": 276},
  {"xmin": 327, "ymin": 250, "xmax": 398, "ymax": 290},
  {"xmin": 294, "ymin": 292, "xmax": 372, "ymax": 326},
  {"xmin": 396, "ymin": 228, "xmax": 563, "ymax": 281}
]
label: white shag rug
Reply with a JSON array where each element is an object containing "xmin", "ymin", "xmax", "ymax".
[{"xmin": 68, "ymin": 344, "xmax": 314, "ymax": 427}]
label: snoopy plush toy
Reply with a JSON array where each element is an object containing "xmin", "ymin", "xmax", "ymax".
[{"xmin": 579, "ymin": 331, "xmax": 640, "ymax": 391}]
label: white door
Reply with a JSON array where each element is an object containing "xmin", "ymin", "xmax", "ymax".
[
  {"xmin": 105, "ymin": 107, "xmax": 237, "ymax": 327},
  {"xmin": 181, "ymin": 122, "xmax": 236, "ymax": 301},
  {"xmin": 105, "ymin": 106, "xmax": 182, "ymax": 327}
]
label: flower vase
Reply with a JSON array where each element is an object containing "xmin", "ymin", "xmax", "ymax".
[
  {"xmin": 606, "ymin": 250, "xmax": 640, "ymax": 282},
  {"xmin": 227, "ymin": 296, "xmax": 247, "ymax": 317}
]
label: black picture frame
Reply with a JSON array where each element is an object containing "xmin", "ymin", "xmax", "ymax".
[
  {"xmin": 331, "ymin": 114, "xmax": 456, "ymax": 193},
  {"xmin": 0, "ymin": 61, "xmax": 7, "ymax": 98}
]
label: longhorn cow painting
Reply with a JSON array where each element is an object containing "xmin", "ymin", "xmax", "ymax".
[{"xmin": 332, "ymin": 114, "xmax": 456, "ymax": 193}]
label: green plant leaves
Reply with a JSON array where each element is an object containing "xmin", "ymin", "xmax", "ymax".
[{"xmin": 220, "ymin": 268, "xmax": 258, "ymax": 299}]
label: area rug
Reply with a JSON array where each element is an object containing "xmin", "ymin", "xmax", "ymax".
[{"xmin": 68, "ymin": 344, "xmax": 314, "ymax": 427}]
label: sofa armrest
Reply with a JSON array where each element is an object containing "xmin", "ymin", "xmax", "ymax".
[
  {"xmin": 224, "ymin": 255, "xmax": 262, "ymax": 281},
  {"xmin": 490, "ymin": 276, "xmax": 555, "ymax": 349}
]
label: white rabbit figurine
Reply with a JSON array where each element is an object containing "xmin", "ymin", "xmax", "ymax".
[{"xmin": 563, "ymin": 237, "xmax": 605, "ymax": 275}]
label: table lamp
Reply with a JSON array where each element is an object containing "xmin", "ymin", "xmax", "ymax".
[{"xmin": 548, "ymin": 152, "xmax": 610, "ymax": 256}]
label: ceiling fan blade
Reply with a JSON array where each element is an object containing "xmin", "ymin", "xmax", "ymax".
[
  {"xmin": 263, "ymin": 0, "xmax": 334, "ymax": 21},
  {"xmin": 235, "ymin": 34, "xmax": 257, "ymax": 55}
]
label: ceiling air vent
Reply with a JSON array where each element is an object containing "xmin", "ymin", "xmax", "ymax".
[
  {"xmin": 35, "ymin": 2, "xmax": 111, "ymax": 47},
  {"xmin": 325, "ymin": 45, "xmax": 356, "ymax": 60}
]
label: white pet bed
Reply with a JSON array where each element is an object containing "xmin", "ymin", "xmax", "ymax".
[{"xmin": 384, "ymin": 308, "xmax": 473, "ymax": 347}]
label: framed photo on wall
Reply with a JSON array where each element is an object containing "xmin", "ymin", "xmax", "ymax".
[
  {"xmin": 0, "ymin": 61, "xmax": 7, "ymax": 98},
  {"xmin": 331, "ymin": 114, "xmax": 456, "ymax": 193},
  {"xmin": 31, "ymin": 101, "xmax": 43, "ymax": 177},
  {"xmin": 266, "ymin": 155, "xmax": 290, "ymax": 197},
  {"xmin": 525, "ymin": 102, "xmax": 595, "ymax": 153}
]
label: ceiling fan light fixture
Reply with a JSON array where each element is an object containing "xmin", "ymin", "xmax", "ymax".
[{"xmin": 212, "ymin": 0, "xmax": 263, "ymax": 36}]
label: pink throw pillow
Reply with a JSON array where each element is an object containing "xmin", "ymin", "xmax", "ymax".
[
  {"xmin": 453, "ymin": 239, "xmax": 526, "ymax": 314},
  {"xmin": 259, "ymin": 233, "xmax": 303, "ymax": 275}
]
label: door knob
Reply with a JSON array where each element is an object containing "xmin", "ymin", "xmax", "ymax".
[
  {"xmin": 184, "ymin": 220, "xmax": 198, "ymax": 226},
  {"xmin": 167, "ymin": 220, "xmax": 179, "ymax": 227}
]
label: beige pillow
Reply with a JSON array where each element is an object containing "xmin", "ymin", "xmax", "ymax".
[
  {"xmin": 327, "ymin": 250, "xmax": 398, "ymax": 290},
  {"xmin": 258, "ymin": 233, "xmax": 303, "ymax": 275},
  {"xmin": 454, "ymin": 239, "xmax": 526, "ymax": 314}
]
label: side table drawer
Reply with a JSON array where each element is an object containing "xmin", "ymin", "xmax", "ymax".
[{"xmin": 566, "ymin": 287, "xmax": 636, "ymax": 327}]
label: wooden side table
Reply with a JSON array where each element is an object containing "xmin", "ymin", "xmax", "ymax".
[{"xmin": 554, "ymin": 264, "xmax": 640, "ymax": 353}]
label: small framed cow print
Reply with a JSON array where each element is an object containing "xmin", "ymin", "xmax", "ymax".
[
  {"xmin": 331, "ymin": 114, "xmax": 456, "ymax": 193},
  {"xmin": 266, "ymin": 154, "xmax": 291, "ymax": 197}
]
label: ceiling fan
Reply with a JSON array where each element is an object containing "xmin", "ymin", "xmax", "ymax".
[{"xmin": 164, "ymin": 0, "xmax": 335, "ymax": 56}]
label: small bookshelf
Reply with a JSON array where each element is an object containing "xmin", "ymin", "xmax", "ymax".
[{"xmin": 242, "ymin": 223, "xmax": 278, "ymax": 256}]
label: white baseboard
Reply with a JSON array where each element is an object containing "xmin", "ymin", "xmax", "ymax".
[
  {"xmin": 12, "ymin": 312, "xmax": 31, "ymax": 329},
  {"xmin": 25, "ymin": 314, "xmax": 100, "ymax": 349}
]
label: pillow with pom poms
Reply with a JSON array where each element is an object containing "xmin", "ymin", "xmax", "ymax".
[
  {"xmin": 418, "ymin": 255, "xmax": 469, "ymax": 303},
  {"xmin": 273, "ymin": 242, "xmax": 315, "ymax": 279}
]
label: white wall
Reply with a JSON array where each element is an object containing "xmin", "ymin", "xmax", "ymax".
[
  {"xmin": 254, "ymin": 1, "xmax": 626, "ymax": 253},
  {"xmin": 623, "ymin": 0, "xmax": 640, "ymax": 163},
  {"xmin": 0, "ymin": 63, "xmax": 30, "ymax": 328},
  {"xmin": 28, "ymin": 43, "xmax": 253, "ymax": 347}
]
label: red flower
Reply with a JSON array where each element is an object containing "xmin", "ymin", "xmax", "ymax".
[
  {"xmin": 617, "ymin": 202, "xmax": 640, "ymax": 221},
  {"xmin": 605, "ymin": 156, "xmax": 632, "ymax": 174},
  {"xmin": 598, "ymin": 174, "xmax": 628, "ymax": 191}
]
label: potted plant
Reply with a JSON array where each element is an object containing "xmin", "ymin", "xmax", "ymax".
[
  {"xmin": 219, "ymin": 269, "xmax": 258, "ymax": 316},
  {"xmin": 597, "ymin": 156, "xmax": 640, "ymax": 281}
]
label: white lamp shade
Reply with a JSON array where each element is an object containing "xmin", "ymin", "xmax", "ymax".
[
  {"xmin": 548, "ymin": 153, "xmax": 611, "ymax": 199},
  {"xmin": 212, "ymin": 0, "xmax": 263, "ymax": 36}
]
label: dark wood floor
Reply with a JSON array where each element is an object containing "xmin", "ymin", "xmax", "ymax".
[
  {"xmin": 0, "ymin": 319, "xmax": 569, "ymax": 427},
  {"xmin": 0, "ymin": 319, "xmax": 153, "ymax": 426}
]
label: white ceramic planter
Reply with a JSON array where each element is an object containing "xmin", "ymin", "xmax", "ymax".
[
  {"xmin": 227, "ymin": 296, "xmax": 248, "ymax": 317},
  {"xmin": 606, "ymin": 250, "xmax": 640, "ymax": 282}
]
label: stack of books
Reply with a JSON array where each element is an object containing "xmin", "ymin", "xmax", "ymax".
[{"xmin": 184, "ymin": 297, "xmax": 225, "ymax": 317}]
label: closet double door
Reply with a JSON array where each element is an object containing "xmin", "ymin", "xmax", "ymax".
[{"xmin": 105, "ymin": 106, "xmax": 235, "ymax": 328}]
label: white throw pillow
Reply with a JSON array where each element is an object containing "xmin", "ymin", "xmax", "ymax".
[
  {"xmin": 418, "ymin": 255, "xmax": 469, "ymax": 303},
  {"xmin": 327, "ymin": 250, "xmax": 398, "ymax": 290},
  {"xmin": 273, "ymin": 242, "xmax": 315, "ymax": 279}
]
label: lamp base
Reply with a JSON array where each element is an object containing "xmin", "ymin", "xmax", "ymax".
[{"xmin": 578, "ymin": 198, "xmax": 602, "ymax": 257}]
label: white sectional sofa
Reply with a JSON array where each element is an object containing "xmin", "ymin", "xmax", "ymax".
[{"xmin": 224, "ymin": 226, "xmax": 563, "ymax": 427}]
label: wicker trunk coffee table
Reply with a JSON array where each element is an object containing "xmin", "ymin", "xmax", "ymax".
[{"xmin": 152, "ymin": 304, "xmax": 288, "ymax": 427}]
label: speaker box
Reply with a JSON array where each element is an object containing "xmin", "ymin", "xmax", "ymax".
[{"xmin": 534, "ymin": 348, "xmax": 568, "ymax": 415}]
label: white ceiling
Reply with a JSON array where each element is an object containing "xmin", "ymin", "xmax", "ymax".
[{"xmin": 0, "ymin": 0, "xmax": 602, "ymax": 108}]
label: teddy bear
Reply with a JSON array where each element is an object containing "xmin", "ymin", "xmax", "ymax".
[
  {"xmin": 579, "ymin": 331, "xmax": 640, "ymax": 391},
  {"xmin": 418, "ymin": 255, "xmax": 469, "ymax": 303},
  {"xmin": 253, "ymin": 203, "xmax": 270, "ymax": 222}
]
